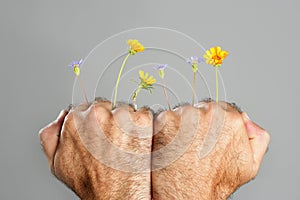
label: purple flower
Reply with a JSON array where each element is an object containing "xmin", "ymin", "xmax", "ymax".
[
  {"xmin": 154, "ymin": 64, "xmax": 168, "ymax": 71},
  {"xmin": 68, "ymin": 59, "xmax": 83, "ymax": 68},
  {"xmin": 187, "ymin": 56, "xmax": 204, "ymax": 65},
  {"xmin": 68, "ymin": 59, "xmax": 83, "ymax": 76},
  {"xmin": 154, "ymin": 64, "xmax": 168, "ymax": 79}
]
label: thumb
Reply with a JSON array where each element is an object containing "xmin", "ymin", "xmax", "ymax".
[
  {"xmin": 39, "ymin": 110, "xmax": 68, "ymax": 171},
  {"xmin": 242, "ymin": 113, "xmax": 270, "ymax": 175}
]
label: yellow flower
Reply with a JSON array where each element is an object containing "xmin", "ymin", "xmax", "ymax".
[
  {"xmin": 139, "ymin": 70, "xmax": 156, "ymax": 85},
  {"xmin": 128, "ymin": 39, "xmax": 145, "ymax": 55},
  {"xmin": 203, "ymin": 46, "xmax": 228, "ymax": 67},
  {"xmin": 113, "ymin": 39, "xmax": 144, "ymax": 108},
  {"xmin": 131, "ymin": 70, "xmax": 156, "ymax": 109}
]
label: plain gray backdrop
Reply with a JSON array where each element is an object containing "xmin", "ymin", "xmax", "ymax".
[{"xmin": 1, "ymin": 0, "xmax": 299, "ymax": 199}]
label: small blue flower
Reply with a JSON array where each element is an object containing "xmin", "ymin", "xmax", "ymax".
[
  {"xmin": 153, "ymin": 64, "xmax": 168, "ymax": 71},
  {"xmin": 187, "ymin": 56, "xmax": 204, "ymax": 65},
  {"xmin": 187, "ymin": 56, "xmax": 204, "ymax": 72},
  {"xmin": 154, "ymin": 64, "xmax": 168, "ymax": 79},
  {"xmin": 69, "ymin": 59, "xmax": 83, "ymax": 68},
  {"xmin": 68, "ymin": 59, "xmax": 83, "ymax": 76},
  {"xmin": 66, "ymin": 58, "xmax": 88, "ymax": 102},
  {"xmin": 153, "ymin": 64, "xmax": 171, "ymax": 110}
]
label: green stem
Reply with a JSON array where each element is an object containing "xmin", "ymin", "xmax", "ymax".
[
  {"xmin": 192, "ymin": 71, "xmax": 196, "ymax": 106},
  {"xmin": 162, "ymin": 78, "xmax": 171, "ymax": 110},
  {"xmin": 215, "ymin": 67, "xmax": 219, "ymax": 103},
  {"xmin": 113, "ymin": 53, "xmax": 131, "ymax": 108},
  {"xmin": 132, "ymin": 87, "xmax": 141, "ymax": 110},
  {"xmin": 78, "ymin": 75, "xmax": 89, "ymax": 103}
]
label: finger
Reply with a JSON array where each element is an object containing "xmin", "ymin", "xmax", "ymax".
[
  {"xmin": 242, "ymin": 113, "xmax": 270, "ymax": 171},
  {"xmin": 94, "ymin": 98, "xmax": 113, "ymax": 111},
  {"xmin": 39, "ymin": 110, "xmax": 68, "ymax": 169}
]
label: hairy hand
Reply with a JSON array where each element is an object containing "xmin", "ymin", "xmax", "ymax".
[
  {"xmin": 39, "ymin": 100, "xmax": 153, "ymax": 200},
  {"xmin": 152, "ymin": 101, "xmax": 270, "ymax": 200},
  {"xmin": 39, "ymin": 100, "xmax": 270, "ymax": 200}
]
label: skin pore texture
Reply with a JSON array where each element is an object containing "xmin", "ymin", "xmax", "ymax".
[{"xmin": 39, "ymin": 99, "xmax": 270, "ymax": 200}]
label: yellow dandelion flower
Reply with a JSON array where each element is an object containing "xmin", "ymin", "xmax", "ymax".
[
  {"xmin": 203, "ymin": 46, "xmax": 229, "ymax": 103},
  {"xmin": 139, "ymin": 70, "xmax": 156, "ymax": 85},
  {"xmin": 203, "ymin": 46, "xmax": 228, "ymax": 67},
  {"xmin": 128, "ymin": 39, "xmax": 145, "ymax": 55},
  {"xmin": 113, "ymin": 39, "xmax": 145, "ymax": 108},
  {"xmin": 131, "ymin": 70, "xmax": 156, "ymax": 110}
]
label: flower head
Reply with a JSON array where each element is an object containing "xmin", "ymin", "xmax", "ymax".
[
  {"xmin": 203, "ymin": 46, "xmax": 228, "ymax": 67},
  {"xmin": 187, "ymin": 56, "xmax": 204, "ymax": 72},
  {"xmin": 132, "ymin": 70, "xmax": 156, "ymax": 108},
  {"xmin": 154, "ymin": 64, "xmax": 168, "ymax": 79},
  {"xmin": 127, "ymin": 39, "xmax": 145, "ymax": 55},
  {"xmin": 139, "ymin": 70, "xmax": 156, "ymax": 88},
  {"xmin": 67, "ymin": 59, "xmax": 88, "ymax": 103},
  {"xmin": 68, "ymin": 59, "xmax": 83, "ymax": 76},
  {"xmin": 113, "ymin": 39, "xmax": 144, "ymax": 108},
  {"xmin": 154, "ymin": 64, "xmax": 168, "ymax": 71}
]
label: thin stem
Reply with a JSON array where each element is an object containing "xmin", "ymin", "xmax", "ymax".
[
  {"xmin": 113, "ymin": 53, "xmax": 131, "ymax": 108},
  {"xmin": 132, "ymin": 87, "xmax": 141, "ymax": 110},
  {"xmin": 162, "ymin": 78, "xmax": 171, "ymax": 110},
  {"xmin": 133, "ymin": 98, "xmax": 137, "ymax": 110},
  {"xmin": 192, "ymin": 71, "xmax": 196, "ymax": 106},
  {"xmin": 215, "ymin": 67, "xmax": 219, "ymax": 103},
  {"xmin": 78, "ymin": 75, "xmax": 89, "ymax": 103}
]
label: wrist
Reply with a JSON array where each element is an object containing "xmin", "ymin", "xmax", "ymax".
[
  {"xmin": 74, "ymin": 182, "xmax": 100, "ymax": 200},
  {"xmin": 210, "ymin": 181, "xmax": 237, "ymax": 200}
]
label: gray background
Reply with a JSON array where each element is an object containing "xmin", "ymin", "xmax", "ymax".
[{"xmin": 0, "ymin": 0, "xmax": 299, "ymax": 199}]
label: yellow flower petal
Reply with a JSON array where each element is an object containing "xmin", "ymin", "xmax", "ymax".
[
  {"xmin": 144, "ymin": 72, "xmax": 149, "ymax": 79},
  {"xmin": 216, "ymin": 46, "xmax": 221, "ymax": 55},
  {"xmin": 148, "ymin": 80, "xmax": 156, "ymax": 85},
  {"xmin": 220, "ymin": 50, "xmax": 228, "ymax": 58},
  {"xmin": 210, "ymin": 47, "xmax": 216, "ymax": 55},
  {"xmin": 146, "ymin": 76, "xmax": 156, "ymax": 84},
  {"xmin": 203, "ymin": 54, "xmax": 210, "ymax": 60},
  {"xmin": 139, "ymin": 70, "xmax": 145, "ymax": 79},
  {"xmin": 147, "ymin": 75, "xmax": 154, "ymax": 81},
  {"xmin": 205, "ymin": 50, "xmax": 212, "ymax": 57}
]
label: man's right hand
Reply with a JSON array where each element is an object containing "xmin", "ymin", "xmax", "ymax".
[{"xmin": 152, "ymin": 101, "xmax": 270, "ymax": 200}]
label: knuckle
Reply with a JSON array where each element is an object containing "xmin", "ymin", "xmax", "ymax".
[
  {"xmin": 93, "ymin": 103, "xmax": 112, "ymax": 117},
  {"xmin": 38, "ymin": 123, "xmax": 54, "ymax": 140},
  {"xmin": 38, "ymin": 127, "xmax": 46, "ymax": 138},
  {"xmin": 262, "ymin": 130, "xmax": 271, "ymax": 142},
  {"xmin": 115, "ymin": 102, "xmax": 135, "ymax": 111},
  {"xmin": 112, "ymin": 107, "xmax": 132, "ymax": 121},
  {"xmin": 93, "ymin": 99, "xmax": 112, "ymax": 110},
  {"xmin": 135, "ymin": 109, "xmax": 153, "ymax": 125},
  {"xmin": 63, "ymin": 112, "xmax": 74, "ymax": 127},
  {"xmin": 74, "ymin": 102, "xmax": 90, "ymax": 112}
]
